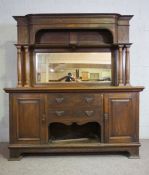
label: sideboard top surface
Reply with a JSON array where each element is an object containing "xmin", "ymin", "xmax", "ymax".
[{"xmin": 4, "ymin": 86, "xmax": 144, "ymax": 93}]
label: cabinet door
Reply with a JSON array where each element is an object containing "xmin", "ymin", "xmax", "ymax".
[
  {"xmin": 11, "ymin": 94, "xmax": 46, "ymax": 144},
  {"xmin": 104, "ymin": 93, "xmax": 139, "ymax": 143}
]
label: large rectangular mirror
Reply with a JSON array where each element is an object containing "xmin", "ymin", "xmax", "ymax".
[{"xmin": 35, "ymin": 52, "xmax": 111, "ymax": 84}]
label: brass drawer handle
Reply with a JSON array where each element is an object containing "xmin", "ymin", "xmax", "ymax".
[
  {"xmin": 55, "ymin": 97, "xmax": 64, "ymax": 104},
  {"xmin": 55, "ymin": 111, "xmax": 65, "ymax": 117},
  {"xmin": 85, "ymin": 97, "xmax": 93, "ymax": 103},
  {"xmin": 104, "ymin": 113, "xmax": 109, "ymax": 120},
  {"xmin": 84, "ymin": 110, "xmax": 94, "ymax": 117},
  {"xmin": 42, "ymin": 114, "xmax": 46, "ymax": 123}
]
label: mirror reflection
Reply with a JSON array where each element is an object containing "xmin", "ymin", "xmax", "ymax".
[{"xmin": 36, "ymin": 53, "xmax": 111, "ymax": 83}]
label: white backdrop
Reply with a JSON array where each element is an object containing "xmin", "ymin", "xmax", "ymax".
[{"xmin": 0, "ymin": 0, "xmax": 149, "ymax": 141}]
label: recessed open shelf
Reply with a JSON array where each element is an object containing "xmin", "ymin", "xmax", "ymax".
[{"xmin": 48, "ymin": 122, "xmax": 101, "ymax": 144}]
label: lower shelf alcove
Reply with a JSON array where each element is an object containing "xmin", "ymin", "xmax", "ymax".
[{"xmin": 48, "ymin": 122, "xmax": 101, "ymax": 145}]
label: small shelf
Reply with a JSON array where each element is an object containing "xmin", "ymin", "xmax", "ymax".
[{"xmin": 49, "ymin": 138, "xmax": 100, "ymax": 147}]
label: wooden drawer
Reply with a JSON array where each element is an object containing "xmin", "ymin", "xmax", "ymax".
[
  {"xmin": 48, "ymin": 107, "xmax": 102, "ymax": 124},
  {"xmin": 48, "ymin": 93, "xmax": 102, "ymax": 108}
]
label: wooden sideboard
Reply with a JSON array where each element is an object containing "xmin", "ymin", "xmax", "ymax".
[
  {"xmin": 5, "ymin": 87, "xmax": 143, "ymax": 159},
  {"xmin": 4, "ymin": 14, "xmax": 144, "ymax": 160}
]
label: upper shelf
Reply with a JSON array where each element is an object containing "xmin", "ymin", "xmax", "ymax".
[
  {"xmin": 13, "ymin": 13, "xmax": 133, "ymax": 20},
  {"xmin": 13, "ymin": 13, "xmax": 133, "ymax": 45},
  {"xmin": 12, "ymin": 13, "xmax": 134, "ymax": 88}
]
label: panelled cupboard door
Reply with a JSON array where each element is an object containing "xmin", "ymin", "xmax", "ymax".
[
  {"xmin": 11, "ymin": 94, "xmax": 46, "ymax": 144},
  {"xmin": 104, "ymin": 93, "xmax": 139, "ymax": 143}
]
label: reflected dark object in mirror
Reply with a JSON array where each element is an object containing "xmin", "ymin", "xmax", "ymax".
[
  {"xmin": 65, "ymin": 73, "xmax": 75, "ymax": 82},
  {"xmin": 98, "ymin": 77, "xmax": 111, "ymax": 81},
  {"xmin": 76, "ymin": 69, "xmax": 79, "ymax": 79}
]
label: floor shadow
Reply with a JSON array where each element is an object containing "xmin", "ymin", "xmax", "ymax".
[{"xmin": 0, "ymin": 142, "xmax": 9, "ymax": 159}]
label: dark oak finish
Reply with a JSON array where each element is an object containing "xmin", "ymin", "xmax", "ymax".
[
  {"xmin": 125, "ymin": 45, "xmax": 131, "ymax": 86},
  {"xmin": 16, "ymin": 45, "xmax": 23, "ymax": 87},
  {"xmin": 13, "ymin": 13, "xmax": 133, "ymax": 87},
  {"xmin": 4, "ymin": 13, "xmax": 144, "ymax": 160},
  {"xmin": 5, "ymin": 87, "xmax": 143, "ymax": 160},
  {"xmin": 11, "ymin": 94, "xmax": 46, "ymax": 144},
  {"xmin": 104, "ymin": 93, "xmax": 138, "ymax": 143}
]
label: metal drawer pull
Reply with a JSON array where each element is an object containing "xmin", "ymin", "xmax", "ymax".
[
  {"xmin": 42, "ymin": 114, "xmax": 46, "ymax": 123},
  {"xmin": 104, "ymin": 113, "xmax": 109, "ymax": 120},
  {"xmin": 55, "ymin": 111, "xmax": 65, "ymax": 117},
  {"xmin": 55, "ymin": 97, "xmax": 64, "ymax": 103},
  {"xmin": 85, "ymin": 97, "xmax": 93, "ymax": 103},
  {"xmin": 84, "ymin": 111, "xmax": 94, "ymax": 117}
]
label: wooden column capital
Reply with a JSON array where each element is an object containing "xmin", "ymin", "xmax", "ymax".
[
  {"xmin": 24, "ymin": 45, "xmax": 29, "ymax": 51},
  {"xmin": 125, "ymin": 44, "xmax": 131, "ymax": 48},
  {"xmin": 16, "ymin": 45, "xmax": 21, "ymax": 49}
]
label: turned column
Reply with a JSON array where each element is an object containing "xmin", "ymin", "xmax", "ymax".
[
  {"xmin": 118, "ymin": 45, "xmax": 124, "ymax": 86},
  {"xmin": 16, "ymin": 45, "xmax": 23, "ymax": 87},
  {"xmin": 111, "ymin": 48, "xmax": 119, "ymax": 86},
  {"xmin": 24, "ymin": 46, "xmax": 31, "ymax": 87},
  {"xmin": 125, "ymin": 45, "xmax": 131, "ymax": 86}
]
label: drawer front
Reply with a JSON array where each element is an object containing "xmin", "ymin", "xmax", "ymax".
[
  {"xmin": 48, "ymin": 93, "xmax": 102, "ymax": 108},
  {"xmin": 48, "ymin": 107, "xmax": 102, "ymax": 123}
]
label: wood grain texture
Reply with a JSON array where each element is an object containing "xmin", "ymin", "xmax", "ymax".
[
  {"xmin": 125, "ymin": 45, "xmax": 131, "ymax": 86},
  {"xmin": 6, "ymin": 89, "xmax": 143, "ymax": 159},
  {"xmin": 13, "ymin": 14, "xmax": 133, "ymax": 87},
  {"xmin": 24, "ymin": 46, "xmax": 31, "ymax": 87},
  {"xmin": 16, "ymin": 45, "xmax": 23, "ymax": 87},
  {"xmin": 104, "ymin": 93, "xmax": 137, "ymax": 143},
  {"xmin": 4, "ymin": 13, "xmax": 144, "ymax": 159}
]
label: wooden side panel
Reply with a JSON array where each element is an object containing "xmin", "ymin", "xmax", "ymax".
[
  {"xmin": 118, "ymin": 25, "xmax": 129, "ymax": 43},
  {"xmin": 110, "ymin": 98, "xmax": 132, "ymax": 141},
  {"xmin": 17, "ymin": 99, "xmax": 40, "ymax": 139},
  {"xmin": 12, "ymin": 94, "xmax": 46, "ymax": 144},
  {"xmin": 15, "ymin": 17, "xmax": 29, "ymax": 44},
  {"xmin": 104, "ymin": 93, "xmax": 138, "ymax": 143}
]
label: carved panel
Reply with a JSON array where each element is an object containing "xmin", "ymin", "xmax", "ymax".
[
  {"xmin": 12, "ymin": 94, "xmax": 46, "ymax": 144},
  {"xmin": 17, "ymin": 99, "xmax": 40, "ymax": 140},
  {"xmin": 104, "ymin": 93, "xmax": 137, "ymax": 143},
  {"xmin": 110, "ymin": 99, "xmax": 132, "ymax": 137}
]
